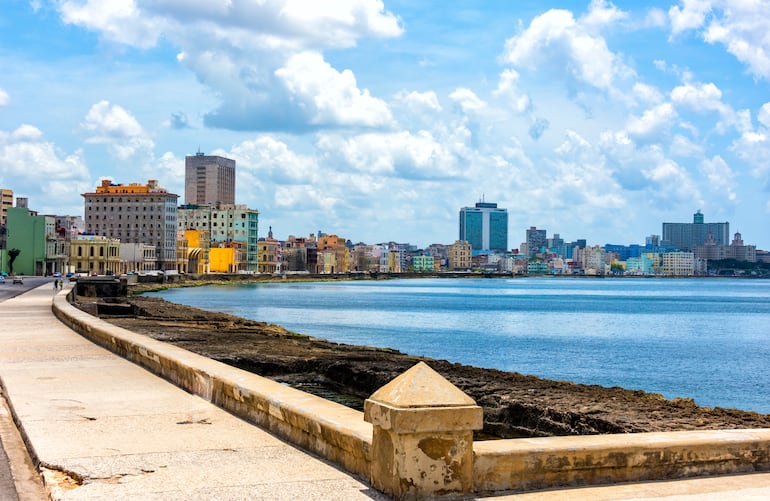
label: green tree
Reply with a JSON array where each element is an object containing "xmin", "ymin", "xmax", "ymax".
[{"xmin": 8, "ymin": 248, "xmax": 20, "ymax": 274}]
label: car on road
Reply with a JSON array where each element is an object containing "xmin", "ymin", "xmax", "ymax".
[
  {"xmin": 12, "ymin": 276, "xmax": 23, "ymax": 284},
  {"xmin": 0, "ymin": 276, "xmax": 5, "ymax": 284},
  {"xmin": 53, "ymin": 272, "xmax": 62, "ymax": 278}
]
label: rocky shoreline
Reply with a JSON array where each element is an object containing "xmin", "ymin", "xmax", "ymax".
[{"xmin": 81, "ymin": 286, "xmax": 770, "ymax": 439}]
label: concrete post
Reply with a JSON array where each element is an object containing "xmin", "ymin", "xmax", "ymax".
[{"xmin": 364, "ymin": 361, "xmax": 483, "ymax": 499}]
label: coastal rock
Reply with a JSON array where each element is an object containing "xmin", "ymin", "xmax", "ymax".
[{"xmin": 90, "ymin": 295, "xmax": 770, "ymax": 438}]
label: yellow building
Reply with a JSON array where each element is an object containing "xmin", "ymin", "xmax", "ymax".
[
  {"xmin": 71, "ymin": 236, "xmax": 121, "ymax": 275},
  {"xmin": 209, "ymin": 242, "xmax": 244, "ymax": 273},
  {"xmin": 184, "ymin": 229, "xmax": 210, "ymax": 274}
]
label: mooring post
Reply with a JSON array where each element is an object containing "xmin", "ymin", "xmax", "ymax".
[{"xmin": 364, "ymin": 361, "xmax": 483, "ymax": 499}]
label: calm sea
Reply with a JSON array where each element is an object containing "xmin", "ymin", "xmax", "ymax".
[{"xmin": 147, "ymin": 277, "xmax": 770, "ymax": 414}]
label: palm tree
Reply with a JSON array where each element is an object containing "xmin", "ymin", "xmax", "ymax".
[{"xmin": 8, "ymin": 248, "xmax": 20, "ymax": 275}]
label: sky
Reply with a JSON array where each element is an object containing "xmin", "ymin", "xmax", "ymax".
[{"xmin": 1, "ymin": 0, "xmax": 769, "ymax": 250}]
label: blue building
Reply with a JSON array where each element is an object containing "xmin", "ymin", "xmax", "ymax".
[{"xmin": 459, "ymin": 202, "xmax": 508, "ymax": 252}]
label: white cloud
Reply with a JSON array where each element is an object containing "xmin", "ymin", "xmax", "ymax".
[
  {"xmin": 758, "ymin": 102, "xmax": 770, "ymax": 128},
  {"xmin": 275, "ymin": 51, "xmax": 394, "ymax": 128},
  {"xmin": 80, "ymin": 100, "xmax": 154, "ymax": 160},
  {"xmin": 449, "ymin": 88, "xmax": 487, "ymax": 115},
  {"xmin": 0, "ymin": 126, "xmax": 90, "ymax": 199},
  {"xmin": 316, "ymin": 130, "xmax": 460, "ymax": 180},
  {"xmin": 502, "ymin": 7, "xmax": 633, "ymax": 93},
  {"xmin": 0, "ymin": 88, "xmax": 9, "ymax": 107},
  {"xmin": 669, "ymin": 1, "xmax": 770, "ymax": 81},
  {"xmin": 54, "ymin": 0, "xmax": 403, "ymax": 132},
  {"xmin": 668, "ymin": 0, "xmax": 712, "ymax": 35},
  {"xmin": 394, "ymin": 90, "xmax": 442, "ymax": 112},
  {"xmin": 580, "ymin": 0, "xmax": 628, "ymax": 32},
  {"xmin": 493, "ymin": 69, "xmax": 531, "ymax": 113},
  {"xmin": 10, "ymin": 125, "xmax": 43, "ymax": 142},
  {"xmin": 699, "ymin": 155, "xmax": 736, "ymax": 201},
  {"xmin": 632, "ymin": 83, "xmax": 664, "ymax": 105},
  {"xmin": 626, "ymin": 103, "xmax": 677, "ymax": 139}
]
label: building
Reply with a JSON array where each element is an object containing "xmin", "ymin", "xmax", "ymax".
[
  {"xmin": 83, "ymin": 179, "xmax": 179, "ymax": 270},
  {"xmin": 660, "ymin": 251, "xmax": 695, "ymax": 276},
  {"xmin": 525, "ymin": 226, "xmax": 547, "ymax": 257},
  {"xmin": 71, "ymin": 235, "xmax": 121, "ymax": 275},
  {"xmin": 177, "ymin": 204, "xmax": 259, "ymax": 272},
  {"xmin": 662, "ymin": 210, "xmax": 729, "ymax": 251},
  {"xmin": 459, "ymin": 202, "xmax": 508, "ymax": 252},
  {"xmin": 120, "ymin": 243, "xmax": 157, "ymax": 274},
  {"xmin": 317, "ymin": 234, "xmax": 349, "ymax": 273},
  {"xmin": 184, "ymin": 152, "xmax": 236, "ymax": 206},
  {"xmin": 1, "ymin": 188, "xmax": 12, "ymax": 226},
  {"xmin": 411, "ymin": 255, "xmax": 435, "ymax": 272},
  {"xmin": 257, "ymin": 227, "xmax": 279, "ymax": 273},
  {"xmin": 448, "ymin": 240, "xmax": 472, "ymax": 270}
]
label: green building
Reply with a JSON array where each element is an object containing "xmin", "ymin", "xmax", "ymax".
[{"xmin": 5, "ymin": 207, "xmax": 48, "ymax": 275}]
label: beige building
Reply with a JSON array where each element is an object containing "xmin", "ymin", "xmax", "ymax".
[
  {"xmin": 448, "ymin": 240, "xmax": 472, "ymax": 270},
  {"xmin": 660, "ymin": 251, "xmax": 695, "ymax": 276},
  {"xmin": 119, "ymin": 243, "xmax": 157, "ymax": 274},
  {"xmin": 0, "ymin": 188, "xmax": 12, "ymax": 226},
  {"xmin": 258, "ymin": 228, "xmax": 279, "ymax": 273},
  {"xmin": 71, "ymin": 235, "xmax": 121, "ymax": 275},
  {"xmin": 83, "ymin": 179, "xmax": 179, "ymax": 271}
]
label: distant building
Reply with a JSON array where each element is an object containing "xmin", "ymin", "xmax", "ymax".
[
  {"xmin": 71, "ymin": 235, "xmax": 121, "ymax": 275},
  {"xmin": 662, "ymin": 210, "xmax": 729, "ymax": 251},
  {"xmin": 83, "ymin": 179, "xmax": 179, "ymax": 271},
  {"xmin": 411, "ymin": 255, "xmax": 435, "ymax": 272},
  {"xmin": 177, "ymin": 203, "xmax": 259, "ymax": 272},
  {"xmin": 448, "ymin": 240, "xmax": 472, "ymax": 270},
  {"xmin": 184, "ymin": 152, "xmax": 236, "ymax": 206},
  {"xmin": 258, "ymin": 227, "xmax": 279, "ymax": 273},
  {"xmin": 1, "ymin": 188, "xmax": 12, "ymax": 226},
  {"xmin": 459, "ymin": 202, "xmax": 508, "ymax": 252},
  {"xmin": 660, "ymin": 251, "xmax": 695, "ymax": 276},
  {"xmin": 525, "ymin": 226, "xmax": 547, "ymax": 257}
]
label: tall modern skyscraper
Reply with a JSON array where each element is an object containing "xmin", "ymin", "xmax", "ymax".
[
  {"xmin": 662, "ymin": 210, "xmax": 729, "ymax": 251},
  {"xmin": 459, "ymin": 202, "xmax": 508, "ymax": 252},
  {"xmin": 184, "ymin": 152, "xmax": 236, "ymax": 205}
]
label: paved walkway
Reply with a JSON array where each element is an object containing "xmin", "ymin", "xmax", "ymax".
[
  {"xmin": 0, "ymin": 285, "xmax": 385, "ymax": 500},
  {"xmin": 1, "ymin": 284, "xmax": 769, "ymax": 500}
]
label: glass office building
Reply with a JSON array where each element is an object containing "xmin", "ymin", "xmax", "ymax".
[{"xmin": 459, "ymin": 202, "xmax": 508, "ymax": 252}]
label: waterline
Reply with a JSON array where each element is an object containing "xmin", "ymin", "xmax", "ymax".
[{"xmin": 148, "ymin": 277, "xmax": 770, "ymax": 414}]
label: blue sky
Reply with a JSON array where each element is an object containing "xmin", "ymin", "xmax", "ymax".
[{"xmin": 1, "ymin": 0, "xmax": 769, "ymax": 250}]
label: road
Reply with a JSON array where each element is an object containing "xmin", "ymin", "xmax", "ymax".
[{"xmin": 0, "ymin": 278, "xmax": 52, "ymax": 500}]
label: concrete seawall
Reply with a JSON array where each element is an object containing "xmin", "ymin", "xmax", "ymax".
[
  {"xmin": 52, "ymin": 292, "xmax": 770, "ymax": 497},
  {"xmin": 52, "ymin": 293, "xmax": 374, "ymax": 479}
]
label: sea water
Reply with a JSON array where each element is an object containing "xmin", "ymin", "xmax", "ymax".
[{"xmin": 147, "ymin": 277, "xmax": 770, "ymax": 413}]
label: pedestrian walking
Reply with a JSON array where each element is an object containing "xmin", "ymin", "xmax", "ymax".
[{"xmin": 53, "ymin": 279, "xmax": 59, "ymax": 292}]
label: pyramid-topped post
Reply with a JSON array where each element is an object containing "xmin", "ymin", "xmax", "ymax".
[{"xmin": 364, "ymin": 361, "xmax": 483, "ymax": 499}]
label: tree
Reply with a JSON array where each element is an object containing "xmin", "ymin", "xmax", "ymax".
[{"xmin": 8, "ymin": 248, "xmax": 20, "ymax": 275}]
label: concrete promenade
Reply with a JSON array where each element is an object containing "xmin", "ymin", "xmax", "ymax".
[{"xmin": 1, "ymin": 284, "xmax": 769, "ymax": 499}]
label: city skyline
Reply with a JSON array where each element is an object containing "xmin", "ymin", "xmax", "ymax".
[{"xmin": 1, "ymin": 1, "xmax": 769, "ymax": 249}]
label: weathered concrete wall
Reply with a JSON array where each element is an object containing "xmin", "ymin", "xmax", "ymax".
[
  {"xmin": 473, "ymin": 429, "xmax": 770, "ymax": 493},
  {"xmin": 52, "ymin": 294, "xmax": 373, "ymax": 479}
]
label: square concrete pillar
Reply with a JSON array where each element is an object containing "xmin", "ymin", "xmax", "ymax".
[{"xmin": 364, "ymin": 361, "xmax": 483, "ymax": 499}]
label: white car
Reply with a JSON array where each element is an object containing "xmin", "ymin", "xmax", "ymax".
[{"xmin": 12, "ymin": 276, "xmax": 23, "ymax": 284}]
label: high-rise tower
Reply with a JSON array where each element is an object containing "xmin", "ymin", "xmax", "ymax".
[
  {"xmin": 184, "ymin": 152, "xmax": 236, "ymax": 205},
  {"xmin": 459, "ymin": 201, "xmax": 508, "ymax": 252}
]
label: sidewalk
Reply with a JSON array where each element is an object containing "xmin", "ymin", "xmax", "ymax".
[
  {"xmin": 0, "ymin": 285, "xmax": 386, "ymax": 500},
  {"xmin": 1, "ymin": 284, "xmax": 768, "ymax": 500}
]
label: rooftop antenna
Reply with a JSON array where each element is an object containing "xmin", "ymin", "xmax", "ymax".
[{"xmin": 196, "ymin": 145, "xmax": 204, "ymax": 156}]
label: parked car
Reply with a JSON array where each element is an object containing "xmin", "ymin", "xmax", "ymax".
[
  {"xmin": 12, "ymin": 276, "xmax": 23, "ymax": 284},
  {"xmin": 0, "ymin": 276, "xmax": 5, "ymax": 284},
  {"xmin": 53, "ymin": 272, "xmax": 62, "ymax": 278}
]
